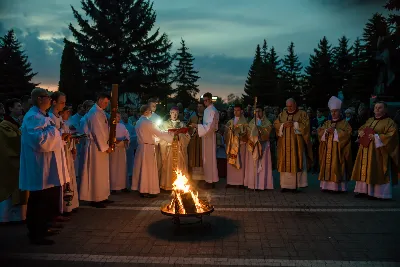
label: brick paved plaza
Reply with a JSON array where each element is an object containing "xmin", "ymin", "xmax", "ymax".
[{"xmin": 1, "ymin": 173, "xmax": 400, "ymax": 267}]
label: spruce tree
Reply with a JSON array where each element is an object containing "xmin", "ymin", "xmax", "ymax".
[
  {"xmin": 358, "ymin": 13, "xmax": 389, "ymax": 100},
  {"xmin": 242, "ymin": 44, "xmax": 263, "ymax": 105},
  {"xmin": 69, "ymin": 0, "xmax": 174, "ymax": 97},
  {"xmin": 264, "ymin": 46, "xmax": 281, "ymax": 104},
  {"xmin": 305, "ymin": 36, "xmax": 336, "ymax": 107},
  {"xmin": 348, "ymin": 38, "xmax": 365, "ymax": 101},
  {"xmin": 281, "ymin": 42, "xmax": 303, "ymax": 101},
  {"xmin": 0, "ymin": 29, "xmax": 38, "ymax": 98},
  {"xmin": 333, "ymin": 36, "xmax": 353, "ymax": 98},
  {"xmin": 59, "ymin": 40, "xmax": 86, "ymax": 106},
  {"xmin": 174, "ymin": 39, "xmax": 200, "ymax": 104}
]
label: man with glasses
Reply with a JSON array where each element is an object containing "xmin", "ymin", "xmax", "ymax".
[
  {"xmin": 190, "ymin": 92, "xmax": 219, "ymax": 189},
  {"xmin": 19, "ymin": 88, "xmax": 64, "ymax": 245}
]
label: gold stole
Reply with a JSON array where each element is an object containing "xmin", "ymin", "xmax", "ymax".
[
  {"xmin": 225, "ymin": 116, "xmax": 248, "ymax": 169},
  {"xmin": 247, "ymin": 117, "xmax": 271, "ymax": 162}
]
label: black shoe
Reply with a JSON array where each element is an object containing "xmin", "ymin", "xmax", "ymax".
[
  {"xmin": 110, "ymin": 190, "xmax": 117, "ymax": 194},
  {"xmin": 147, "ymin": 194, "xmax": 157, "ymax": 198},
  {"xmin": 29, "ymin": 237, "xmax": 55, "ymax": 246},
  {"xmin": 280, "ymin": 188, "xmax": 289, "ymax": 193},
  {"xmin": 121, "ymin": 188, "xmax": 130, "ymax": 193},
  {"xmin": 45, "ymin": 229, "xmax": 60, "ymax": 236},
  {"xmin": 101, "ymin": 199, "xmax": 114, "ymax": 204},
  {"xmin": 91, "ymin": 202, "xmax": 106, "ymax": 208},
  {"xmin": 140, "ymin": 193, "xmax": 148, "ymax": 198},
  {"xmin": 354, "ymin": 193, "xmax": 367, "ymax": 198}
]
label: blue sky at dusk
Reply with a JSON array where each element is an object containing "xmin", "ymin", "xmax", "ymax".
[{"xmin": 0, "ymin": 0, "xmax": 386, "ymax": 99}]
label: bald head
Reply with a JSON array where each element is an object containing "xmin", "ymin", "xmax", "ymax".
[{"xmin": 285, "ymin": 98, "xmax": 297, "ymax": 113}]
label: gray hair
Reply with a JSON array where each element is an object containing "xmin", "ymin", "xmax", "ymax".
[
  {"xmin": 286, "ymin": 98, "xmax": 296, "ymax": 105},
  {"xmin": 31, "ymin": 88, "xmax": 49, "ymax": 106}
]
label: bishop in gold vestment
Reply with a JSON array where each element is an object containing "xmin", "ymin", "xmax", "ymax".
[
  {"xmin": 187, "ymin": 103, "xmax": 205, "ymax": 181},
  {"xmin": 274, "ymin": 99, "xmax": 313, "ymax": 192},
  {"xmin": 318, "ymin": 97, "xmax": 352, "ymax": 192},
  {"xmin": 352, "ymin": 101, "xmax": 399, "ymax": 199},
  {"xmin": 159, "ymin": 107, "xmax": 190, "ymax": 190},
  {"xmin": 224, "ymin": 105, "xmax": 248, "ymax": 186}
]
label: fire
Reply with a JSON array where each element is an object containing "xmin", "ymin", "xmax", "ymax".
[{"xmin": 165, "ymin": 170, "xmax": 206, "ymax": 214}]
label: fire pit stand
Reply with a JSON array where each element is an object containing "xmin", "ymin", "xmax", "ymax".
[{"xmin": 161, "ymin": 206, "xmax": 214, "ymax": 228}]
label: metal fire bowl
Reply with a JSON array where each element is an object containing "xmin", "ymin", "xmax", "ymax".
[{"xmin": 160, "ymin": 202, "xmax": 214, "ymax": 218}]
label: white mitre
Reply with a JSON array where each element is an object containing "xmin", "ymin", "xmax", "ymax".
[{"xmin": 328, "ymin": 96, "xmax": 342, "ymax": 110}]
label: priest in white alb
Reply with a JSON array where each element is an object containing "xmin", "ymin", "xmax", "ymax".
[
  {"xmin": 224, "ymin": 104, "xmax": 248, "ymax": 187},
  {"xmin": 110, "ymin": 111, "xmax": 130, "ymax": 192},
  {"xmin": 131, "ymin": 105, "xmax": 174, "ymax": 198},
  {"xmin": 190, "ymin": 92, "xmax": 219, "ymax": 189},
  {"xmin": 159, "ymin": 107, "xmax": 190, "ymax": 190},
  {"xmin": 244, "ymin": 106, "xmax": 274, "ymax": 190},
  {"xmin": 79, "ymin": 92, "xmax": 112, "ymax": 208}
]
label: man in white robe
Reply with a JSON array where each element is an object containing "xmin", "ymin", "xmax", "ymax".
[
  {"xmin": 224, "ymin": 104, "xmax": 248, "ymax": 187},
  {"xmin": 121, "ymin": 112, "xmax": 136, "ymax": 190},
  {"xmin": 67, "ymin": 104, "xmax": 84, "ymax": 132},
  {"xmin": 131, "ymin": 105, "xmax": 174, "ymax": 198},
  {"xmin": 49, "ymin": 91, "xmax": 71, "ymax": 220},
  {"xmin": 60, "ymin": 107, "xmax": 80, "ymax": 212},
  {"xmin": 190, "ymin": 92, "xmax": 219, "ymax": 189},
  {"xmin": 75, "ymin": 100, "xmax": 94, "ymax": 183},
  {"xmin": 20, "ymin": 88, "xmax": 66, "ymax": 245},
  {"xmin": 244, "ymin": 106, "xmax": 274, "ymax": 190},
  {"xmin": 110, "ymin": 112, "xmax": 130, "ymax": 192},
  {"xmin": 79, "ymin": 93, "xmax": 112, "ymax": 208}
]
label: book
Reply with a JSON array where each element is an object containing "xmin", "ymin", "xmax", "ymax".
[
  {"xmin": 168, "ymin": 127, "xmax": 189, "ymax": 134},
  {"xmin": 359, "ymin": 127, "xmax": 375, "ymax": 148}
]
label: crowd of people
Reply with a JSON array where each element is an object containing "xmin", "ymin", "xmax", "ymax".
[{"xmin": 0, "ymin": 88, "xmax": 398, "ymax": 246}]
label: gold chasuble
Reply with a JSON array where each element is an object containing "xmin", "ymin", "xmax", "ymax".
[
  {"xmin": 274, "ymin": 109, "xmax": 313, "ymax": 173},
  {"xmin": 318, "ymin": 119, "xmax": 352, "ymax": 183},
  {"xmin": 159, "ymin": 120, "xmax": 190, "ymax": 190},
  {"xmin": 224, "ymin": 116, "xmax": 248, "ymax": 169},
  {"xmin": 247, "ymin": 117, "xmax": 272, "ymax": 161},
  {"xmin": 351, "ymin": 117, "xmax": 399, "ymax": 185},
  {"xmin": 0, "ymin": 119, "xmax": 28, "ymax": 205}
]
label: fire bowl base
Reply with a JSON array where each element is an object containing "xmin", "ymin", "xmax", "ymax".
[{"xmin": 160, "ymin": 205, "xmax": 214, "ymax": 228}]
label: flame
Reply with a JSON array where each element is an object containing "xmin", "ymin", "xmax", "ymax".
[{"xmin": 166, "ymin": 170, "xmax": 206, "ymax": 214}]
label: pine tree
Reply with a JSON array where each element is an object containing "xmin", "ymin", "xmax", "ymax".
[
  {"xmin": 242, "ymin": 44, "xmax": 263, "ymax": 105},
  {"xmin": 281, "ymin": 42, "xmax": 302, "ymax": 101},
  {"xmin": 333, "ymin": 36, "xmax": 353, "ymax": 98},
  {"xmin": 305, "ymin": 36, "xmax": 337, "ymax": 107},
  {"xmin": 0, "ymin": 29, "xmax": 38, "ymax": 98},
  {"xmin": 173, "ymin": 39, "xmax": 200, "ymax": 104},
  {"xmin": 358, "ymin": 13, "xmax": 389, "ymax": 100},
  {"xmin": 68, "ymin": 0, "xmax": 174, "ymax": 97},
  {"xmin": 58, "ymin": 40, "xmax": 86, "ymax": 106},
  {"xmin": 263, "ymin": 46, "xmax": 281, "ymax": 104}
]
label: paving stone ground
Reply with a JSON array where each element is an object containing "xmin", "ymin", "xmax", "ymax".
[{"xmin": 1, "ymin": 172, "xmax": 400, "ymax": 266}]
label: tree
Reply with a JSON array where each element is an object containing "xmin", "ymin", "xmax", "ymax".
[
  {"xmin": 242, "ymin": 44, "xmax": 263, "ymax": 105},
  {"xmin": 281, "ymin": 42, "xmax": 302, "ymax": 101},
  {"xmin": 173, "ymin": 39, "xmax": 200, "ymax": 104},
  {"xmin": 226, "ymin": 93, "xmax": 242, "ymax": 105},
  {"xmin": 333, "ymin": 36, "xmax": 353, "ymax": 97},
  {"xmin": 347, "ymin": 38, "xmax": 366, "ymax": 102},
  {"xmin": 59, "ymin": 40, "xmax": 86, "ymax": 106},
  {"xmin": 0, "ymin": 29, "xmax": 38, "ymax": 98},
  {"xmin": 304, "ymin": 36, "xmax": 337, "ymax": 107},
  {"xmin": 68, "ymin": 0, "xmax": 174, "ymax": 98},
  {"xmin": 263, "ymin": 46, "xmax": 281, "ymax": 104},
  {"xmin": 358, "ymin": 13, "xmax": 389, "ymax": 100}
]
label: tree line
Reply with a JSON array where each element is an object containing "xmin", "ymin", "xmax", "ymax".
[
  {"xmin": 1, "ymin": 0, "xmax": 399, "ymax": 108},
  {"xmin": 243, "ymin": 2, "xmax": 400, "ymax": 108}
]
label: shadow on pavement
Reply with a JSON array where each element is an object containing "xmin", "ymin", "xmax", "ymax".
[{"xmin": 147, "ymin": 215, "xmax": 237, "ymax": 241}]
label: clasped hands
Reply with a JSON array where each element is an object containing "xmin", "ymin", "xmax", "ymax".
[
  {"xmin": 283, "ymin": 121, "xmax": 294, "ymax": 128},
  {"xmin": 359, "ymin": 130, "xmax": 374, "ymax": 141}
]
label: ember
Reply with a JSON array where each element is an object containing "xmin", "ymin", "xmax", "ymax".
[{"xmin": 161, "ymin": 170, "xmax": 213, "ymax": 215}]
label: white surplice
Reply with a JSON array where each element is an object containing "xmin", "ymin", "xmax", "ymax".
[
  {"xmin": 61, "ymin": 120, "xmax": 79, "ymax": 211},
  {"xmin": 110, "ymin": 123, "xmax": 130, "ymax": 190},
  {"xmin": 131, "ymin": 116, "xmax": 173, "ymax": 194},
  {"xmin": 197, "ymin": 104, "xmax": 219, "ymax": 183},
  {"xmin": 19, "ymin": 106, "xmax": 66, "ymax": 191},
  {"xmin": 79, "ymin": 104, "xmax": 110, "ymax": 202}
]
